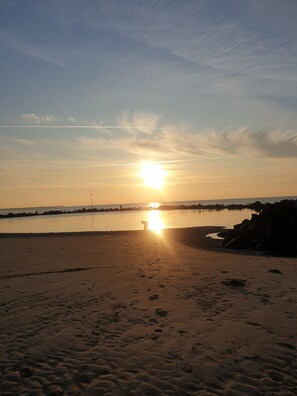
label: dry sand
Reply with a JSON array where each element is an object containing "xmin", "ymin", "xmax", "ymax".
[{"xmin": 0, "ymin": 227, "xmax": 297, "ymax": 395}]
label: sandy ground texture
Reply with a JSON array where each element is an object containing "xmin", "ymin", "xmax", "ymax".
[{"xmin": 0, "ymin": 227, "xmax": 297, "ymax": 396}]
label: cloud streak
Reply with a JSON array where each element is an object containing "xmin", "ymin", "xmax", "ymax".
[
  {"xmin": 51, "ymin": 0, "xmax": 297, "ymax": 108},
  {"xmin": 21, "ymin": 113, "xmax": 61, "ymax": 125},
  {"xmin": 120, "ymin": 127, "xmax": 297, "ymax": 160},
  {"xmin": 2, "ymin": 110, "xmax": 297, "ymax": 160},
  {"xmin": 0, "ymin": 133, "xmax": 190, "ymax": 173},
  {"xmin": 0, "ymin": 125, "xmax": 168, "ymax": 130},
  {"xmin": 0, "ymin": 29, "xmax": 68, "ymax": 69},
  {"xmin": 113, "ymin": 112, "xmax": 297, "ymax": 160},
  {"xmin": 1, "ymin": 112, "xmax": 297, "ymax": 172},
  {"xmin": 0, "ymin": 111, "xmax": 180, "ymax": 131}
]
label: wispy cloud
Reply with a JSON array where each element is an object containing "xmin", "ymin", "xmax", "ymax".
[
  {"xmin": 120, "ymin": 126, "xmax": 297, "ymax": 160},
  {"xmin": 21, "ymin": 113, "xmax": 61, "ymax": 125},
  {"xmin": 0, "ymin": 135, "xmax": 115, "ymax": 171},
  {"xmin": 0, "ymin": 111, "xmax": 175, "ymax": 131},
  {"xmin": 112, "ymin": 112, "xmax": 297, "ymax": 160},
  {"xmin": 0, "ymin": 29, "xmax": 68, "ymax": 69},
  {"xmin": 119, "ymin": 111, "xmax": 161, "ymax": 135},
  {"xmin": 53, "ymin": 1, "xmax": 297, "ymax": 106},
  {"xmin": 2, "ymin": 110, "xmax": 297, "ymax": 160},
  {"xmin": 0, "ymin": 113, "xmax": 80, "ymax": 126}
]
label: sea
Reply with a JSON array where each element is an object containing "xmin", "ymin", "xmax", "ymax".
[{"xmin": 0, "ymin": 196, "xmax": 296, "ymax": 234}]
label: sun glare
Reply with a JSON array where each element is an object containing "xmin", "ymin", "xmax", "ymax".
[
  {"xmin": 149, "ymin": 202, "xmax": 160, "ymax": 209},
  {"xmin": 148, "ymin": 210, "xmax": 164, "ymax": 233},
  {"xmin": 139, "ymin": 163, "xmax": 166, "ymax": 189}
]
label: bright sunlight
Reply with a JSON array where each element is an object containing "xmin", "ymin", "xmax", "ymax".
[
  {"xmin": 148, "ymin": 210, "xmax": 164, "ymax": 233},
  {"xmin": 139, "ymin": 163, "xmax": 166, "ymax": 189}
]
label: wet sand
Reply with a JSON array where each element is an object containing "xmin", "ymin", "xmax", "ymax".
[{"xmin": 0, "ymin": 227, "xmax": 297, "ymax": 395}]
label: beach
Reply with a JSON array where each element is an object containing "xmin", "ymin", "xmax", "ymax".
[{"xmin": 1, "ymin": 228, "xmax": 297, "ymax": 395}]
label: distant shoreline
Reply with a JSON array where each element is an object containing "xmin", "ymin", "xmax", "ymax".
[{"xmin": 0, "ymin": 201, "xmax": 265, "ymax": 219}]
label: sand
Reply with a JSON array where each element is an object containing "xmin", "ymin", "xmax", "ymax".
[{"xmin": 0, "ymin": 227, "xmax": 297, "ymax": 395}]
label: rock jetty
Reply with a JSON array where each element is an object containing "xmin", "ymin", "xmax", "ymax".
[{"xmin": 219, "ymin": 200, "xmax": 297, "ymax": 257}]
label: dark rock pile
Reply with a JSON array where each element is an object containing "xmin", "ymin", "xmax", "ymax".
[{"xmin": 219, "ymin": 200, "xmax": 297, "ymax": 257}]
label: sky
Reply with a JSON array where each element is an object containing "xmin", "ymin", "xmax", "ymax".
[{"xmin": 0, "ymin": 0, "xmax": 297, "ymax": 208}]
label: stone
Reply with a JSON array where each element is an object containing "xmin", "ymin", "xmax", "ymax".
[{"xmin": 221, "ymin": 200, "xmax": 297, "ymax": 257}]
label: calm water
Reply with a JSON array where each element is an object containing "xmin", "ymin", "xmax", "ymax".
[{"xmin": 0, "ymin": 208, "xmax": 255, "ymax": 234}]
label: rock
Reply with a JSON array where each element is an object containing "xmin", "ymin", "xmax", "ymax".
[
  {"xmin": 224, "ymin": 235, "xmax": 250, "ymax": 249},
  {"xmin": 221, "ymin": 200, "xmax": 297, "ymax": 257}
]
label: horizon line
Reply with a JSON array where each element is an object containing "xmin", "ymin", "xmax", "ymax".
[{"xmin": 1, "ymin": 194, "xmax": 296, "ymax": 212}]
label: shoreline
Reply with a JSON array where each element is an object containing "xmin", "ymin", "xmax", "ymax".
[
  {"xmin": 0, "ymin": 226, "xmax": 228, "ymax": 257},
  {"xmin": 0, "ymin": 225, "xmax": 222, "ymax": 237},
  {"xmin": 1, "ymin": 225, "xmax": 294, "ymax": 260}
]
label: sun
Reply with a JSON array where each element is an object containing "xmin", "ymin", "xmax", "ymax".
[{"xmin": 139, "ymin": 163, "xmax": 166, "ymax": 189}]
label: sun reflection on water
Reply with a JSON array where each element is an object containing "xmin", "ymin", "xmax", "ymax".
[
  {"xmin": 149, "ymin": 202, "xmax": 160, "ymax": 209},
  {"xmin": 148, "ymin": 210, "xmax": 164, "ymax": 233}
]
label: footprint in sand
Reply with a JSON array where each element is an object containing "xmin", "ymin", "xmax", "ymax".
[
  {"xmin": 149, "ymin": 333, "xmax": 160, "ymax": 340},
  {"xmin": 268, "ymin": 269, "xmax": 283, "ymax": 274},
  {"xmin": 246, "ymin": 321, "xmax": 262, "ymax": 327},
  {"xmin": 177, "ymin": 361, "xmax": 193, "ymax": 374},
  {"xmin": 192, "ymin": 343, "xmax": 202, "ymax": 352},
  {"xmin": 47, "ymin": 384, "xmax": 64, "ymax": 396},
  {"xmin": 149, "ymin": 294, "xmax": 159, "ymax": 301},
  {"xmin": 155, "ymin": 308, "xmax": 168, "ymax": 317},
  {"xmin": 269, "ymin": 371, "xmax": 284, "ymax": 382},
  {"xmin": 148, "ymin": 317, "xmax": 158, "ymax": 324},
  {"xmin": 277, "ymin": 342, "xmax": 296, "ymax": 350},
  {"xmin": 76, "ymin": 372, "xmax": 91, "ymax": 384},
  {"xmin": 19, "ymin": 367, "xmax": 33, "ymax": 378},
  {"xmin": 285, "ymin": 311, "xmax": 295, "ymax": 318},
  {"xmin": 105, "ymin": 334, "xmax": 114, "ymax": 341},
  {"xmin": 222, "ymin": 278, "xmax": 246, "ymax": 287}
]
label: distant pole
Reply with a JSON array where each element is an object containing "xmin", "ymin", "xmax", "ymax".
[{"xmin": 90, "ymin": 193, "xmax": 93, "ymax": 210}]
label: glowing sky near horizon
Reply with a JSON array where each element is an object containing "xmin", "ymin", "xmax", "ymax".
[{"xmin": 0, "ymin": 0, "xmax": 297, "ymax": 208}]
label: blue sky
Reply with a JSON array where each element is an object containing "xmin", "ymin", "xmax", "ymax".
[{"xmin": 0, "ymin": 0, "xmax": 297, "ymax": 207}]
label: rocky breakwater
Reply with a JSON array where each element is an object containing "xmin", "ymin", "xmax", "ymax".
[{"xmin": 219, "ymin": 200, "xmax": 297, "ymax": 257}]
